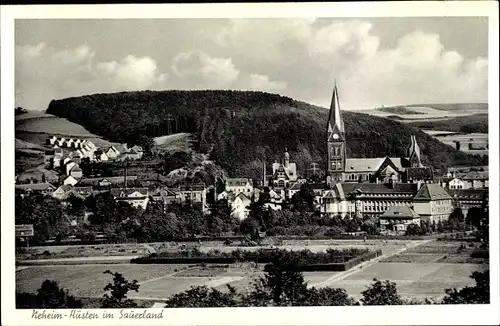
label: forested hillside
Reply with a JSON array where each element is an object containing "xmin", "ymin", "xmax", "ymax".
[{"xmin": 46, "ymin": 90, "xmax": 487, "ymax": 178}]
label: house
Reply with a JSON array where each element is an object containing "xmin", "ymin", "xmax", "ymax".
[
  {"xmin": 65, "ymin": 161, "xmax": 77, "ymax": 175},
  {"xmin": 462, "ymin": 171, "xmax": 488, "ymax": 189},
  {"xmin": 177, "ymin": 183, "xmax": 207, "ymax": 213},
  {"xmin": 149, "ymin": 188, "xmax": 182, "ymax": 208},
  {"xmin": 63, "ymin": 175, "xmax": 78, "ymax": 186},
  {"xmin": 47, "ymin": 136, "xmax": 58, "ymax": 146},
  {"xmin": 73, "ymin": 186, "xmax": 93, "ymax": 198},
  {"xmin": 217, "ymin": 191, "xmax": 231, "ymax": 201},
  {"xmin": 73, "ymin": 139, "xmax": 82, "ymax": 148},
  {"xmin": 320, "ymin": 183, "xmax": 350, "ymax": 217},
  {"xmin": 52, "ymin": 185, "xmax": 74, "ymax": 200},
  {"xmin": 231, "ymin": 193, "xmax": 251, "ymax": 220},
  {"xmin": 15, "ymin": 183, "xmax": 56, "ymax": 196},
  {"xmin": 413, "ymin": 184, "xmax": 453, "ymax": 224},
  {"xmin": 94, "ymin": 150, "xmax": 109, "ymax": 162},
  {"xmin": 57, "ymin": 138, "xmax": 67, "ymax": 147},
  {"xmin": 69, "ymin": 165, "xmax": 83, "ymax": 179},
  {"xmin": 379, "ymin": 206, "xmax": 421, "ymax": 233},
  {"xmin": 79, "ymin": 176, "xmax": 138, "ymax": 187},
  {"xmin": 225, "ymin": 178, "xmax": 253, "ymax": 196},
  {"xmin": 105, "ymin": 146, "xmax": 121, "ymax": 159},
  {"xmin": 65, "ymin": 139, "xmax": 74, "ymax": 148},
  {"xmin": 111, "ymin": 188, "xmax": 149, "ymax": 210},
  {"xmin": 126, "ymin": 149, "xmax": 142, "ymax": 160},
  {"xmin": 441, "ymin": 177, "xmax": 467, "ymax": 190}
]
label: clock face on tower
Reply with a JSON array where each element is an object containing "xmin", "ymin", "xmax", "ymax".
[{"xmin": 333, "ymin": 133, "xmax": 339, "ymax": 140}]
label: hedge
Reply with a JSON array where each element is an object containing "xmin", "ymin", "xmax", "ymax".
[{"xmin": 131, "ymin": 248, "xmax": 382, "ymax": 272}]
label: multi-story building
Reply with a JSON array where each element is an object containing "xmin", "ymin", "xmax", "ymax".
[
  {"xmin": 413, "ymin": 184, "xmax": 453, "ymax": 224},
  {"xmin": 225, "ymin": 178, "xmax": 254, "ymax": 196}
]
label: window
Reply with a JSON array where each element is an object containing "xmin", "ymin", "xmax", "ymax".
[{"xmin": 278, "ymin": 180, "xmax": 285, "ymax": 188}]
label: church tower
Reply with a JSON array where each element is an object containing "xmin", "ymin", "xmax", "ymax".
[{"xmin": 326, "ymin": 82, "xmax": 346, "ymax": 187}]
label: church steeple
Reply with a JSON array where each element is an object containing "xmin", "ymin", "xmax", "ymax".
[
  {"xmin": 326, "ymin": 81, "xmax": 346, "ymax": 186},
  {"xmin": 327, "ymin": 81, "xmax": 345, "ymax": 137}
]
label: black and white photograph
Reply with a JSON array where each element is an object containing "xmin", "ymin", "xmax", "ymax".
[{"xmin": 1, "ymin": 2, "xmax": 499, "ymax": 326}]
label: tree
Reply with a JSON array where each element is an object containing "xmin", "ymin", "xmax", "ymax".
[
  {"xmin": 360, "ymin": 279, "xmax": 405, "ymax": 305},
  {"xmin": 405, "ymin": 223, "xmax": 421, "ymax": 236},
  {"xmin": 165, "ymin": 285, "xmax": 240, "ymax": 307},
  {"xmin": 302, "ymin": 287, "xmax": 357, "ymax": 306},
  {"xmin": 442, "ymin": 270, "xmax": 489, "ymax": 304},
  {"xmin": 101, "ymin": 270, "xmax": 140, "ymax": 308},
  {"xmin": 34, "ymin": 280, "xmax": 82, "ymax": 308},
  {"xmin": 465, "ymin": 206, "xmax": 483, "ymax": 230},
  {"xmin": 447, "ymin": 207, "xmax": 465, "ymax": 231},
  {"xmin": 246, "ymin": 260, "xmax": 309, "ymax": 306}
]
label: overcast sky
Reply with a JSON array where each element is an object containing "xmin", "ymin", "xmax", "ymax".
[{"xmin": 15, "ymin": 17, "xmax": 488, "ymax": 111}]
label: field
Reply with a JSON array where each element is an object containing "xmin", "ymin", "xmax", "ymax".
[
  {"xmin": 15, "ymin": 112, "xmax": 118, "ymax": 148},
  {"xmin": 154, "ymin": 133, "xmax": 193, "ymax": 154},
  {"xmin": 422, "ymin": 130, "xmax": 488, "ymax": 156},
  {"xmin": 15, "ymin": 240, "xmax": 488, "ymax": 304}
]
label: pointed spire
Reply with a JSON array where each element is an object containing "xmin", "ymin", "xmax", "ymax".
[{"xmin": 327, "ymin": 81, "xmax": 344, "ymax": 134}]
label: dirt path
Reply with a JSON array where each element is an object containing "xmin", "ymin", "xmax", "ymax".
[{"xmin": 309, "ymin": 239, "xmax": 434, "ymax": 288}]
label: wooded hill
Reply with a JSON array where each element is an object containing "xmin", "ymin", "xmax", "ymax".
[{"xmin": 46, "ymin": 90, "xmax": 487, "ymax": 179}]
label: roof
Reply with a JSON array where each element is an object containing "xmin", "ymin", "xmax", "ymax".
[
  {"xmin": 57, "ymin": 184, "xmax": 73, "ymax": 192},
  {"xmin": 70, "ymin": 166, "xmax": 82, "ymax": 172},
  {"xmin": 447, "ymin": 188, "xmax": 488, "ymax": 200},
  {"xmin": 388, "ymin": 157, "xmax": 405, "ymax": 171},
  {"xmin": 234, "ymin": 192, "xmax": 251, "ymax": 202},
  {"xmin": 380, "ymin": 206, "xmax": 420, "ymax": 220},
  {"xmin": 341, "ymin": 182, "xmax": 418, "ymax": 195},
  {"xmin": 227, "ymin": 178, "xmax": 252, "ymax": 187},
  {"xmin": 327, "ymin": 84, "xmax": 344, "ymax": 133},
  {"xmin": 179, "ymin": 183, "xmax": 205, "ymax": 191},
  {"xmin": 345, "ymin": 158, "xmax": 385, "ymax": 172},
  {"xmin": 111, "ymin": 187, "xmax": 149, "ymax": 197},
  {"xmin": 414, "ymin": 184, "xmax": 452, "ymax": 201},
  {"xmin": 114, "ymin": 144, "xmax": 128, "ymax": 153},
  {"xmin": 74, "ymin": 186, "xmax": 93, "ymax": 193},
  {"xmin": 79, "ymin": 176, "xmax": 138, "ymax": 185},
  {"xmin": 462, "ymin": 171, "xmax": 488, "ymax": 180},
  {"xmin": 322, "ymin": 183, "xmax": 346, "ymax": 200},
  {"xmin": 15, "ymin": 183, "xmax": 55, "ymax": 191},
  {"xmin": 407, "ymin": 167, "xmax": 434, "ymax": 180}
]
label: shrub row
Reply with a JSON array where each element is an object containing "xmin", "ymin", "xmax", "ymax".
[
  {"xmin": 263, "ymin": 250, "xmax": 383, "ymax": 272},
  {"xmin": 131, "ymin": 248, "xmax": 371, "ymax": 266}
]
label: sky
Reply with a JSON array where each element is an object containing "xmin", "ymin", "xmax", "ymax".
[{"xmin": 15, "ymin": 17, "xmax": 488, "ymax": 111}]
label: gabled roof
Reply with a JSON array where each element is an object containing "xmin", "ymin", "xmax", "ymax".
[
  {"xmin": 341, "ymin": 182, "xmax": 418, "ymax": 195},
  {"xmin": 322, "ymin": 183, "xmax": 345, "ymax": 200},
  {"xmin": 447, "ymin": 188, "xmax": 488, "ymax": 200},
  {"xmin": 227, "ymin": 178, "xmax": 252, "ymax": 187},
  {"xmin": 15, "ymin": 183, "xmax": 56, "ymax": 191},
  {"xmin": 407, "ymin": 167, "xmax": 434, "ymax": 180},
  {"xmin": 57, "ymin": 184, "xmax": 73, "ymax": 192},
  {"xmin": 234, "ymin": 192, "xmax": 251, "ymax": 202},
  {"xmin": 70, "ymin": 165, "xmax": 82, "ymax": 172},
  {"xmin": 462, "ymin": 171, "xmax": 488, "ymax": 180},
  {"xmin": 110, "ymin": 187, "xmax": 149, "ymax": 197},
  {"xmin": 380, "ymin": 206, "xmax": 420, "ymax": 220},
  {"xmin": 414, "ymin": 184, "xmax": 452, "ymax": 201},
  {"xmin": 345, "ymin": 158, "xmax": 385, "ymax": 172}
]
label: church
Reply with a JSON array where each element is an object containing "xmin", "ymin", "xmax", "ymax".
[
  {"xmin": 319, "ymin": 83, "xmax": 450, "ymax": 225},
  {"xmin": 325, "ymin": 84, "xmax": 432, "ymax": 185}
]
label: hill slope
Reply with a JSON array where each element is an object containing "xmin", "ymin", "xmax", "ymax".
[
  {"xmin": 408, "ymin": 113, "xmax": 488, "ymax": 133},
  {"xmin": 46, "ymin": 90, "xmax": 487, "ymax": 178}
]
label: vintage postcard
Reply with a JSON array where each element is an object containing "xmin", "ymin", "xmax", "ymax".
[{"xmin": 1, "ymin": 2, "xmax": 499, "ymax": 326}]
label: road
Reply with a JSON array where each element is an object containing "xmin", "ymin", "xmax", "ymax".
[{"xmin": 309, "ymin": 239, "xmax": 433, "ymax": 288}]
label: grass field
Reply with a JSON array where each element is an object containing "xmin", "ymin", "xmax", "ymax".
[
  {"xmin": 16, "ymin": 244, "xmax": 151, "ymax": 260},
  {"xmin": 15, "ymin": 240, "xmax": 488, "ymax": 304}
]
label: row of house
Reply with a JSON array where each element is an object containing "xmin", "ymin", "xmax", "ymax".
[
  {"xmin": 440, "ymin": 171, "xmax": 489, "ymax": 190},
  {"xmin": 47, "ymin": 136, "xmax": 96, "ymax": 150}
]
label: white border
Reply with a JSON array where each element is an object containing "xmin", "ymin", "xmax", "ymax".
[{"xmin": 1, "ymin": 2, "xmax": 499, "ymax": 326}]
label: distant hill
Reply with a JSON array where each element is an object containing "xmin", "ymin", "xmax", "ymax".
[
  {"xmin": 376, "ymin": 106, "xmax": 425, "ymax": 115},
  {"xmin": 408, "ymin": 113, "xmax": 488, "ymax": 133},
  {"xmin": 406, "ymin": 103, "xmax": 488, "ymax": 112},
  {"xmin": 45, "ymin": 90, "xmax": 488, "ymax": 179}
]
